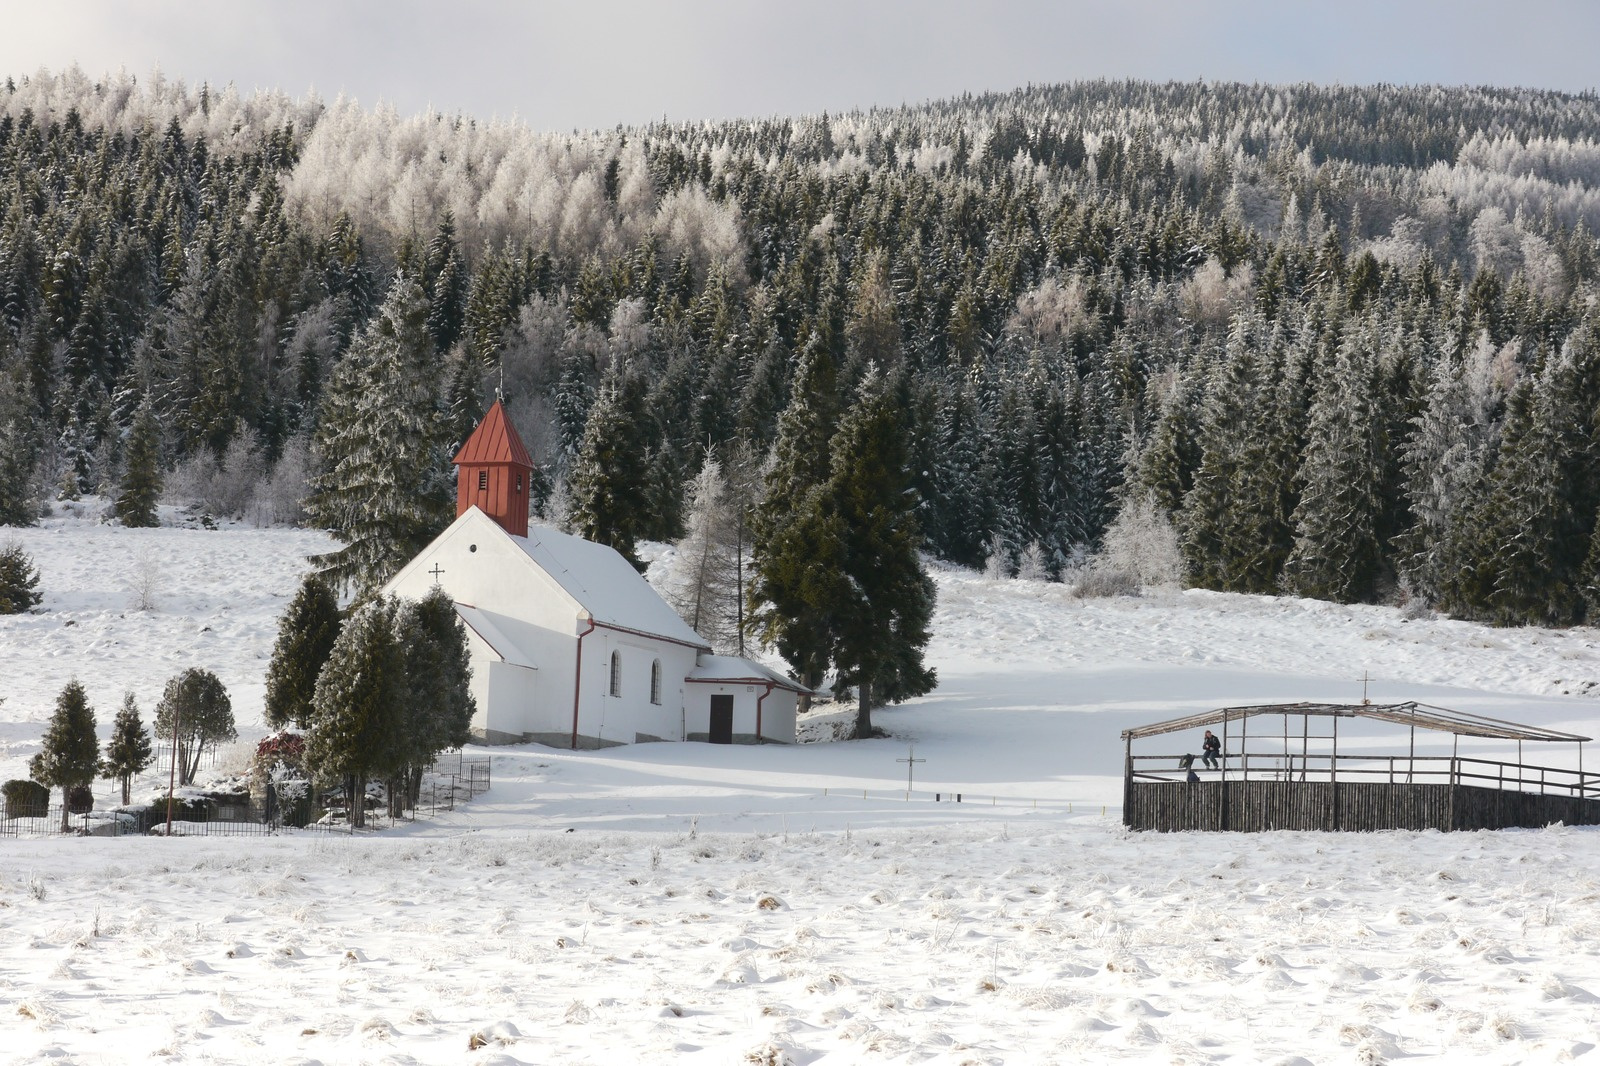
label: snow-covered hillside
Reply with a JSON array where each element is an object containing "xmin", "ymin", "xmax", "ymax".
[{"xmin": 2, "ymin": 504, "xmax": 1600, "ymax": 1064}]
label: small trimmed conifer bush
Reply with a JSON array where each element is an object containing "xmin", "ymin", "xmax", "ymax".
[{"xmin": 2, "ymin": 779, "xmax": 50, "ymax": 818}]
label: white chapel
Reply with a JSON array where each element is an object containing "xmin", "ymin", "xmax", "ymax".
[{"xmin": 384, "ymin": 401, "xmax": 804, "ymax": 748}]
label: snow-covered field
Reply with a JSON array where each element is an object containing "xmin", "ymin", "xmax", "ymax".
[{"xmin": 3, "ymin": 503, "xmax": 1600, "ymax": 1064}]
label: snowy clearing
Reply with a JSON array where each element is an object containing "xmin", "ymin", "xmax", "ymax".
[{"xmin": 2, "ymin": 504, "xmax": 1599, "ymax": 1064}]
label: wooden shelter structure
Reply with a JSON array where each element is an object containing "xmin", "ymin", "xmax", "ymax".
[{"xmin": 1121, "ymin": 702, "xmax": 1600, "ymax": 832}]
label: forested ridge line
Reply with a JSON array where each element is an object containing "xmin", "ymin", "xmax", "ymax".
[{"xmin": 4, "ymin": 68, "xmax": 1600, "ymax": 627}]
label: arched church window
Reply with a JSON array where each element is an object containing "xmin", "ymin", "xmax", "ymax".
[
  {"xmin": 650, "ymin": 660, "xmax": 662, "ymax": 705},
  {"xmin": 609, "ymin": 651, "xmax": 621, "ymax": 697}
]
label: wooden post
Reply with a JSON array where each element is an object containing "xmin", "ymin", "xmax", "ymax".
[
  {"xmin": 1330, "ymin": 712, "xmax": 1339, "ymax": 831},
  {"xmin": 165, "ymin": 701, "xmax": 181, "ymax": 836},
  {"xmin": 1449, "ymin": 733, "xmax": 1460, "ymax": 831},
  {"xmin": 1301, "ymin": 712, "xmax": 1309, "ymax": 783},
  {"xmin": 1241, "ymin": 712, "xmax": 1249, "ymax": 783},
  {"xmin": 1122, "ymin": 733, "xmax": 1132, "ymax": 827},
  {"xmin": 1220, "ymin": 710, "xmax": 1229, "ymax": 831},
  {"xmin": 1408, "ymin": 705, "xmax": 1416, "ymax": 784}
]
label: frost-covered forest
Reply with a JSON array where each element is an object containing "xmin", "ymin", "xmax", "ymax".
[{"xmin": 6, "ymin": 69, "xmax": 1600, "ymax": 625}]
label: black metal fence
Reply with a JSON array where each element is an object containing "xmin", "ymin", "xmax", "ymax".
[
  {"xmin": 422, "ymin": 754, "xmax": 492, "ymax": 811},
  {"xmin": 1, "ymin": 754, "xmax": 494, "ymax": 839}
]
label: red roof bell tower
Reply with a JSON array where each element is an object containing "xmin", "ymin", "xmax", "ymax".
[{"xmin": 453, "ymin": 400, "xmax": 535, "ymax": 537}]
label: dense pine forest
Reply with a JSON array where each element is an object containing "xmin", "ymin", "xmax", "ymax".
[{"xmin": 6, "ymin": 69, "xmax": 1600, "ymax": 632}]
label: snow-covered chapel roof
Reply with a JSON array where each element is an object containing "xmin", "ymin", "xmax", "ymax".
[
  {"xmin": 688, "ymin": 655, "xmax": 810, "ymax": 693},
  {"xmin": 510, "ymin": 523, "xmax": 711, "ymax": 650},
  {"xmin": 453, "ymin": 604, "xmax": 539, "ymax": 670}
]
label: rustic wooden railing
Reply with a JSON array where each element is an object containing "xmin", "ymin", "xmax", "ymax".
[{"xmin": 1131, "ymin": 752, "xmax": 1598, "ymax": 799}]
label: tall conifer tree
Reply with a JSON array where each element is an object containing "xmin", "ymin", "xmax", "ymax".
[
  {"xmin": 101, "ymin": 691, "xmax": 153, "ymax": 805},
  {"xmin": 264, "ymin": 574, "xmax": 344, "ymax": 730},
  {"xmin": 1283, "ymin": 332, "xmax": 1385, "ymax": 603},
  {"xmin": 568, "ymin": 360, "xmax": 652, "ymax": 570},
  {"xmin": 306, "ymin": 276, "xmax": 451, "ymax": 595},
  {"xmin": 825, "ymin": 373, "xmax": 937, "ymax": 736},
  {"xmin": 306, "ymin": 597, "xmax": 405, "ymax": 829},
  {"xmin": 114, "ymin": 399, "xmax": 163, "ymax": 527},
  {"xmin": 749, "ymin": 333, "xmax": 844, "ymax": 699},
  {"xmin": 30, "ymin": 679, "xmax": 99, "ymax": 829}
]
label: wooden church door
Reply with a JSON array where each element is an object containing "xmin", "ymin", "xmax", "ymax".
[{"xmin": 709, "ymin": 695, "xmax": 734, "ymax": 744}]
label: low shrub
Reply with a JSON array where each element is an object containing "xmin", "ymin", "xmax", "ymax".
[
  {"xmin": 2, "ymin": 779, "xmax": 50, "ymax": 818},
  {"xmin": 67, "ymin": 785, "xmax": 94, "ymax": 814},
  {"xmin": 145, "ymin": 794, "xmax": 211, "ymax": 821}
]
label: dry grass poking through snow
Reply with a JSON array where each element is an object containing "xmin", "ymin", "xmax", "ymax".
[{"xmin": 2, "ymin": 822, "xmax": 1599, "ymax": 1064}]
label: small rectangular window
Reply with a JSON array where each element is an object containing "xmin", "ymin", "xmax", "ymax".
[
  {"xmin": 478, "ymin": 471, "xmax": 488, "ymax": 491},
  {"xmin": 516, "ymin": 474, "xmax": 523, "ymax": 494}
]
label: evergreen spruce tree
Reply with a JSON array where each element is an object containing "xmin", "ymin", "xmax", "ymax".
[
  {"xmin": 0, "ymin": 535, "xmax": 40, "ymax": 614},
  {"xmin": 392, "ymin": 588, "xmax": 476, "ymax": 812},
  {"xmin": 824, "ymin": 374, "xmax": 937, "ymax": 737},
  {"xmin": 1221, "ymin": 324, "xmax": 1306, "ymax": 592},
  {"xmin": 1471, "ymin": 337, "xmax": 1600, "ymax": 624},
  {"xmin": 987, "ymin": 380, "xmax": 1038, "ymax": 562},
  {"xmin": 749, "ymin": 334, "xmax": 845, "ymax": 701},
  {"xmin": 0, "ymin": 415, "xmax": 36, "ymax": 527},
  {"xmin": 552, "ymin": 348, "xmax": 596, "ymax": 461},
  {"xmin": 1399, "ymin": 333, "xmax": 1503, "ymax": 604},
  {"xmin": 0, "ymin": 360, "xmax": 38, "ymax": 526},
  {"xmin": 263, "ymin": 574, "xmax": 344, "ymax": 730},
  {"xmin": 1180, "ymin": 319, "xmax": 1269, "ymax": 590},
  {"xmin": 114, "ymin": 399, "xmax": 162, "ymax": 527},
  {"xmin": 922, "ymin": 379, "xmax": 995, "ymax": 568},
  {"xmin": 1283, "ymin": 333, "xmax": 1385, "ymax": 603},
  {"xmin": 1580, "ymin": 514, "xmax": 1600, "ymax": 621},
  {"xmin": 423, "ymin": 213, "xmax": 468, "ymax": 354},
  {"xmin": 567, "ymin": 361, "xmax": 652, "ymax": 570},
  {"xmin": 101, "ymin": 691, "xmax": 153, "ymax": 805},
  {"xmin": 306, "ymin": 276, "xmax": 452, "ymax": 595},
  {"xmin": 153, "ymin": 668, "xmax": 236, "ymax": 786},
  {"xmin": 1128, "ymin": 387, "xmax": 1190, "ymax": 517},
  {"xmin": 1030, "ymin": 371, "xmax": 1077, "ymax": 572},
  {"xmin": 1064, "ymin": 370, "xmax": 1124, "ymax": 554},
  {"xmin": 30, "ymin": 679, "xmax": 98, "ymax": 829},
  {"xmin": 305, "ymin": 596, "xmax": 405, "ymax": 828}
]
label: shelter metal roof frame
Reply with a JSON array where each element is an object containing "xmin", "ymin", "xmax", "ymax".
[{"xmin": 1120, "ymin": 702, "xmax": 1590, "ymax": 744}]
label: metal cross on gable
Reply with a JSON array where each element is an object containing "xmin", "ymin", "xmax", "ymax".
[
  {"xmin": 897, "ymin": 743, "xmax": 925, "ymax": 793},
  {"xmin": 429, "ymin": 563, "xmax": 446, "ymax": 584}
]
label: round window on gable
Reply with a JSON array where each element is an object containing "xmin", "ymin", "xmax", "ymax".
[{"xmin": 469, "ymin": 544, "xmax": 477, "ymax": 553}]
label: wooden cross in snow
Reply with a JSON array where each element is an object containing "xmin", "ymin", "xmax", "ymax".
[{"xmin": 898, "ymin": 743, "xmax": 925, "ymax": 793}]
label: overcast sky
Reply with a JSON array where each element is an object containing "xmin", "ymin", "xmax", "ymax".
[{"xmin": 3, "ymin": 1, "xmax": 1597, "ymax": 130}]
